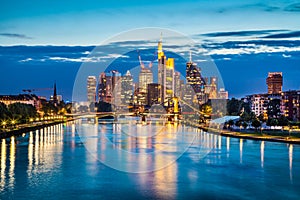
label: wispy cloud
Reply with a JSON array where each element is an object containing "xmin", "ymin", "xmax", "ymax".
[
  {"xmin": 18, "ymin": 54, "xmax": 129, "ymax": 63},
  {"xmin": 0, "ymin": 33, "xmax": 33, "ymax": 39},
  {"xmin": 284, "ymin": 3, "xmax": 300, "ymax": 12},
  {"xmin": 200, "ymin": 30, "xmax": 287, "ymax": 38},
  {"xmin": 261, "ymin": 31, "xmax": 300, "ymax": 39}
]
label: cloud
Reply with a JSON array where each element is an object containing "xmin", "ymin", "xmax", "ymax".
[
  {"xmin": 0, "ymin": 33, "xmax": 33, "ymax": 39},
  {"xmin": 19, "ymin": 58, "xmax": 33, "ymax": 62},
  {"xmin": 18, "ymin": 54, "xmax": 129, "ymax": 63},
  {"xmin": 200, "ymin": 30, "xmax": 286, "ymax": 38},
  {"xmin": 284, "ymin": 3, "xmax": 300, "ymax": 12},
  {"xmin": 282, "ymin": 54, "xmax": 291, "ymax": 58},
  {"xmin": 205, "ymin": 45, "xmax": 300, "ymax": 55},
  {"xmin": 261, "ymin": 31, "xmax": 300, "ymax": 39}
]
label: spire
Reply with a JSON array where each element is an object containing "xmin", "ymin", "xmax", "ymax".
[
  {"xmin": 53, "ymin": 81, "xmax": 57, "ymax": 104},
  {"xmin": 189, "ymin": 51, "xmax": 192, "ymax": 62},
  {"xmin": 158, "ymin": 32, "xmax": 163, "ymax": 53},
  {"xmin": 54, "ymin": 82, "xmax": 57, "ymax": 97},
  {"xmin": 125, "ymin": 70, "xmax": 131, "ymax": 76},
  {"xmin": 160, "ymin": 32, "xmax": 163, "ymax": 43}
]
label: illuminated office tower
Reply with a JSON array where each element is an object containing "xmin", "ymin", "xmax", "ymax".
[
  {"xmin": 105, "ymin": 75, "xmax": 112, "ymax": 103},
  {"xmin": 139, "ymin": 68, "xmax": 153, "ymax": 93},
  {"xmin": 267, "ymin": 72, "xmax": 283, "ymax": 94},
  {"xmin": 111, "ymin": 70, "xmax": 122, "ymax": 106},
  {"xmin": 98, "ymin": 72, "xmax": 107, "ymax": 102},
  {"xmin": 204, "ymin": 77, "xmax": 218, "ymax": 99},
  {"xmin": 157, "ymin": 35, "xmax": 174, "ymax": 104},
  {"xmin": 147, "ymin": 83, "xmax": 161, "ymax": 105},
  {"xmin": 121, "ymin": 70, "xmax": 133, "ymax": 105},
  {"xmin": 186, "ymin": 52, "xmax": 206, "ymax": 104},
  {"xmin": 218, "ymin": 88, "xmax": 228, "ymax": 99},
  {"xmin": 174, "ymin": 72, "xmax": 181, "ymax": 97},
  {"xmin": 87, "ymin": 76, "xmax": 97, "ymax": 104}
]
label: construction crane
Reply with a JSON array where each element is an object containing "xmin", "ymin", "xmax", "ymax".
[
  {"xmin": 22, "ymin": 88, "xmax": 53, "ymax": 94},
  {"xmin": 137, "ymin": 50, "xmax": 145, "ymax": 69},
  {"xmin": 137, "ymin": 50, "xmax": 156, "ymax": 69}
]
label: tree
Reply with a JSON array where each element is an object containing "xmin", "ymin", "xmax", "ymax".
[
  {"xmin": 242, "ymin": 122, "xmax": 248, "ymax": 130},
  {"xmin": 258, "ymin": 114, "xmax": 266, "ymax": 122},
  {"xmin": 41, "ymin": 101, "xmax": 58, "ymax": 116},
  {"xmin": 278, "ymin": 115, "xmax": 289, "ymax": 126},
  {"xmin": 235, "ymin": 120, "xmax": 242, "ymax": 127},
  {"xmin": 267, "ymin": 118, "xmax": 278, "ymax": 128},
  {"xmin": 0, "ymin": 102, "xmax": 9, "ymax": 120},
  {"xmin": 8, "ymin": 103, "xmax": 38, "ymax": 123},
  {"xmin": 251, "ymin": 119, "xmax": 261, "ymax": 131},
  {"xmin": 228, "ymin": 119, "xmax": 234, "ymax": 129},
  {"xmin": 96, "ymin": 102, "xmax": 112, "ymax": 112},
  {"xmin": 227, "ymin": 98, "xmax": 241, "ymax": 116},
  {"xmin": 240, "ymin": 112, "xmax": 250, "ymax": 122}
]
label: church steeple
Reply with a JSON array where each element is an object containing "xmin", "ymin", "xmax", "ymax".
[{"xmin": 53, "ymin": 82, "xmax": 58, "ymax": 105}]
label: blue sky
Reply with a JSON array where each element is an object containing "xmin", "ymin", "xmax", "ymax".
[
  {"xmin": 0, "ymin": 0, "xmax": 300, "ymax": 101},
  {"xmin": 1, "ymin": 0, "xmax": 300, "ymax": 45}
]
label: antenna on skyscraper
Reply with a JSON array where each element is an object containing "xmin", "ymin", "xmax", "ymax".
[
  {"xmin": 160, "ymin": 32, "xmax": 163, "ymax": 42},
  {"xmin": 189, "ymin": 51, "xmax": 192, "ymax": 62}
]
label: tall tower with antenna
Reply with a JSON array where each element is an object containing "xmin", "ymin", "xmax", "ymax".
[{"xmin": 157, "ymin": 33, "xmax": 174, "ymax": 105}]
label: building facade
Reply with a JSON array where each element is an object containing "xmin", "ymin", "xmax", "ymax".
[
  {"xmin": 87, "ymin": 76, "xmax": 97, "ymax": 104},
  {"xmin": 147, "ymin": 83, "xmax": 161, "ymax": 106},
  {"xmin": 267, "ymin": 72, "xmax": 283, "ymax": 94},
  {"xmin": 121, "ymin": 70, "xmax": 133, "ymax": 105}
]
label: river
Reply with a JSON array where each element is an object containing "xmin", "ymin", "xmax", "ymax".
[{"xmin": 0, "ymin": 119, "xmax": 299, "ymax": 199}]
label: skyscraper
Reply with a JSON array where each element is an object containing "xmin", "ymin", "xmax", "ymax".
[
  {"xmin": 111, "ymin": 70, "xmax": 122, "ymax": 106},
  {"xmin": 87, "ymin": 76, "xmax": 97, "ymax": 104},
  {"xmin": 121, "ymin": 70, "xmax": 133, "ymax": 105},
  {"xmin": 267, "ymin": 72, "xmax": 283, "ymax": 94},
  {"xmin": 174, "ymin": 72, "xmax": 181, "ymax": 98},
  {"xmin": 98, "ymin": 72, "xmax": 106, "ymax": 102},
  {"xmin": 186, "ymin": 52, "xmax": 206, "ymax": 104},
  {"xmin": 157, "ymin": 35, "xmax": 174, "ymax": 104},
  {"xmin": 147, "ymin": 83, "xmax": 161, "ymax": 105},
  {"xmin": 139, "ymin": 68, "xmax": 153, "ymax": 93}
]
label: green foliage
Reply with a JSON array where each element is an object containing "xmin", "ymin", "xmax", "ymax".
[
  {"xmin": 242, "ymin": 122, "xmax": 248, "ymax": 129},
  {"xmin": 227, "ymin": 98, "xmax": 240, "ymax": 115},
  {"xmin": 96, "ymin": 101, "xmax": 112, "ymax": 112},
  {"xmin": 0, "ymin": 102, "xmax": 10, "ymax": 119},
  {"xmin": 41, "ymin": 101, "xmax": 58, "ymax": 116},
  {"xmin": 228, "ymin": 119, "xmax": 234, "ymax": 127},
  {"xmin": 235, "ymin": 120, "xmax": 242, "ymax": 127},
  {"xmin": 267, "ymin": 118, "xmax": 278, "ymax": 127},
  {"xmin": 277, "ymin": 115, "xmax": 289, "ymax": 126},
  {"xmin": 226, "ymin": 98, "xmax": 251, "ymax": 116},
  {"xmin": 7, "ymin": 103, "xmax": 37, "ymax": 123},
  {"xmin": 251, "ymin": 119, "xmax": 261, "ymax": 130}
]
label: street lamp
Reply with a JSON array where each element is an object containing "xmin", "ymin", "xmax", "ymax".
[
  {"xmin": 11, "ymin": 120, "xmax": 16, "ymax": 128},
  {"xmin": 2, "ymin": 121, "xmax": 6, "ymax": 129}
]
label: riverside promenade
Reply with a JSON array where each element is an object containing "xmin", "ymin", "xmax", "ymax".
[{"xmin": 0, "ymin": 118, "xmax": 73, "ymax": 139}]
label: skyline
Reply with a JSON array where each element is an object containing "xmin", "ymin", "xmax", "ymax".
[{"xmin": 0, "ymin": 0, "xmax": 299, "ymax": 100}]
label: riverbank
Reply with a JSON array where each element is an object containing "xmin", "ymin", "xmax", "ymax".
[
  {"xmin": 199, "ymin": 125, "xmax": 300, "ymax": 145},
  {"xmin": 0, "ymin": 118, "xmax": 74, "ymax": 139}
]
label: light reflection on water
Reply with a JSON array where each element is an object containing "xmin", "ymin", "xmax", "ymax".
[{"xmin": 0, "ymin": 120, "xmax": 299, "ymax": 199}]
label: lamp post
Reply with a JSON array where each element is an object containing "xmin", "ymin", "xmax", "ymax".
[
  {"xmin": 11, "ymin": 120, "xmax": 16, "ymax": 128},
  {"xmin": 2, "ymin": 121, "xmax": 6, "ymax": 129}
]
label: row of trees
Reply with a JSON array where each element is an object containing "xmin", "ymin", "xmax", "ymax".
[
  {"xmin": 0, "ymin": 100, "xmax": 73, "ymax": 128},
  {"xmin": 0, "ymin": 102, "xmax": 38, "ymax": 124}
]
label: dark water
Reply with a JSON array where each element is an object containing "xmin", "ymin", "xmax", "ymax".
[{"xmin": 0, "ymin": 120, "xmax": 299, "ymax": 199}]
